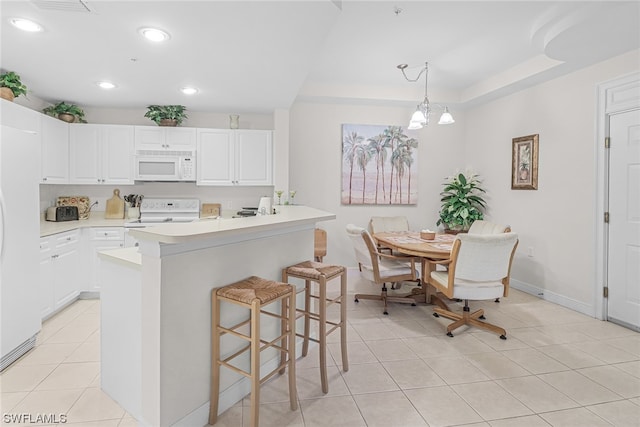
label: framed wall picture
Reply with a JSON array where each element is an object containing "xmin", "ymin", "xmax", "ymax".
[
  {"xmin": 341, "ymin": 124, "xmax": 419, "ymax": 205},
  {"xmin": 511, "ymin": 134, "xmax": 539, "ymax": 190}
]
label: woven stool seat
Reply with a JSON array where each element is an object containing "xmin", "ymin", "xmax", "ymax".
[
  {"xmin": 285, "ymin": 261, "xmax": 345, "ymax": 280},
  {"xmin": 217, "ymin": 276, "xmax": 292, "ymax": 304}
]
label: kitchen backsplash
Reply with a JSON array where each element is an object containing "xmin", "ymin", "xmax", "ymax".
[{"xmin": 40, "ymin": 183, "xmax": 274, "ymax": 215}]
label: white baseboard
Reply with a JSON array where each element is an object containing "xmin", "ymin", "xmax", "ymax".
[{"xmin": 510, "ymin": 279, "xmax": 595, "ymax": 317}]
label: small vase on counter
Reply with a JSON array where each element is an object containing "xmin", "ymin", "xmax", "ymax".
[{"xmin": 229, "ymin": 114, "xmax": 239, "ymax": 129}]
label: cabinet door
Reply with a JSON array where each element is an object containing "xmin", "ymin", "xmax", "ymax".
[
  {"xmin": 102, "ymin": 125, "xmax": 134, "ymax": 184},
  {"xmin": 39, "ymin": 237, "xmax": 55, "ymax": 319},
  {"xmin": 69, "ymin": 124, "xmax": 102, "ymax": 184},
  {"xmin": 41, "ymin": 114, "xmax": 69, "ymax": 184},
  {"xmin": 134, "ymin": 126, "xmax": 164, "ymax": 150},
  {"xmin": 235, "ymin": 130, "xmax": 273, "ymax": 185},
  {"xmin": 53, "ymin": 246, "xmax": 81, "ymax": 310},
  {"xmin": 165, "ymin": 128, "xmax": 196, "ymax": 150},
  {"xmin": 196, "ymin": 129, "xmax": 235, "ymax": 185}
]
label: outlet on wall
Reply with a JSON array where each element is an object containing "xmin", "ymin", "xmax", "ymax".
[{"xmin": 527, "ymin": 246, "xmax": 534, "ymax": 257}]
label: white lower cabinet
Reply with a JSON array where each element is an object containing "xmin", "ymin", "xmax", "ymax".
[
  {"xmin": 39, "ymin": 230, "xmax": 81, "ymax": 319},
  {"xmin": 40, "ymin": 227, "xmax": 126, "ymax": 319},
  {"xmin": 87, "ymin": 228, "xmax": 124, "ymax": 291}
]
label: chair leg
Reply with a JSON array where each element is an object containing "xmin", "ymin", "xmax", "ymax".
[
  {"xmin": 209, "ymin": 291, "xmax": 221, "ymax": 425},
  {"xmin": 302, "ymin": 280, "xmax": 311, "ymax": 357},
  {"xmin": 250, "ymin": 301, "xmax": 260, "ymax": 427},
  {"xmin": 318, "ymin": 276, "xmax": 328, "ymax": 393},
  {"xmin": 287, "ymin": 291, "xmax": 298, "ymax": 410},
  {"xmin": 340, "ymin": 270, "xmax": 349, "ymax": 372},
  {"xmin": 435, "ymin": 300, "xmax": 506, "ymax": 339}
]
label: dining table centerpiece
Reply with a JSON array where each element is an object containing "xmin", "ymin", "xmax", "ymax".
[{"xmin": 436, "ymin": 171, "xmax": 487, "ymax": 233}]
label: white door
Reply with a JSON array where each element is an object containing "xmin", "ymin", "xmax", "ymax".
[{"xmin": 607, "ymin": 109, "xmax": 640, "ymax": 329}]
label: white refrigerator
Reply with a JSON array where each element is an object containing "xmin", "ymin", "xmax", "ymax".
[{"xmin": 0, "ymin": 123, "xmax": 41, "ymax": 371}]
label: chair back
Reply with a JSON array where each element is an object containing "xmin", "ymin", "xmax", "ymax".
[
  {"xmin": 468, "ymin": 220, "xmax": 511, "ymax": 234},
  {"xmin": 314, "ymin": 228, "xmax": 327, "ymax": 261},
  {"xmin": 368, "ymin": 216, "xmax": 409, "ymax": 234},
  {"xmin": 346, "ymin": 224, "xmax": 374, "ymax": 269},
  {"xmin": 453, "ymin": 233, "xmax": 518, "ymax": 282}
]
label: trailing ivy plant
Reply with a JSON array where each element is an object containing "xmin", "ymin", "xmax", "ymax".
[{"xmin": 436, "ymin": 172, "xmax": 487, "ymax": 231}]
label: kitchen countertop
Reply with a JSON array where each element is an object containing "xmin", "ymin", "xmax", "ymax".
[
  {"xmin": 98, "ymin": 247, "xmax": 142, "ymax": 267},
  {"xmin": 128, "ymin": 205, "xmax": 335, "ymax": 244},
  {"xmin": 40, "ymin": 213, "xmax": 127, "ymax": 237}
]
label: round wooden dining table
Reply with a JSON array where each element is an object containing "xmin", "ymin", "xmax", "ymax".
[{"xmin": 373, "ymin": 232, "xmax": 454, "ymax": 304}]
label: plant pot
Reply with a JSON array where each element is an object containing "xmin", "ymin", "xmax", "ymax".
[
  {"xmin": 159, "ymin": 119, "xmax": 178, "ymax": 127},
  {"xmin": 57, "ymin": 113, "xmax": 76, "ymax": 123},
  {"xmin": 0, "ymin": 87, "xmax": 15, "ymax": 102},
  {"xmin": 444, "ymin": 226, "xmax": 468, "ymax": 235}
]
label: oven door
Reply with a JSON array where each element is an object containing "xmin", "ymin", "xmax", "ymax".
[{"xmin": 135, "ymin": 155, "xmax": 181, "ymax": 181}]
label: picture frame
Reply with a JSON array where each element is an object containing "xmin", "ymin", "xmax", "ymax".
[{"xmin": 511, "ymin": 134, "xmax": 539, "ymax": 190}]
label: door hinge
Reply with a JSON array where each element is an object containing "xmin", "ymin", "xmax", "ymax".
[
  {"xmin": 603, "ymin": 287, "xmax": 609, "ymax": 298},
  {"xmin": 604, "ymin": 212, "xmax": 610, "ymax": 223},
  {"xmin": 605, "ymin": 137, "xmax": 610, "ymax": 148}
]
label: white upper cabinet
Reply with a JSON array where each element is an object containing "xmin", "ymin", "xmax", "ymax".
[
  {"xmin": 235, "ymin": 130, "xmax": 273, "ymax": 185},
  {"xmin": 134, "ymin": 126, "xmax": 196, "ymax": 151},
  {"xmin": 196, "ymin": 129, "xmax": 234, "ymax": 185},
  {"xmin": 69, "ymin": 124, "xmax": 134, "ymax": 185},
  {"xmin": 197, "ymin": 129, "xmax": 272, "ymax": 186},
  {"xmin": 40, "ymin": 114, "xmax": 69, "ymax": 184}
]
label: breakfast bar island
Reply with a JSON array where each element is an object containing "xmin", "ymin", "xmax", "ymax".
[{"xmin": 99, "ymin": 206, "xmax": 335, "ymax": 427}]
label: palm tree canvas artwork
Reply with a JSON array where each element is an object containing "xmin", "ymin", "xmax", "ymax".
[{"xmin": 342, "ymin": 124, "xmax": 418, "ymax": 205}]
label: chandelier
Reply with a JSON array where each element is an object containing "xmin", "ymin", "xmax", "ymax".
[{"xmin": 397, "ymin": 62, "xmax": 455, "ymax": 129}]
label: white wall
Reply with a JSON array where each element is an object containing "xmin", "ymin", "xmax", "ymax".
[
  {"xmin": 289, "ymin": 102, "xmax": 466, "ymax": 267},
  {"xmin": 289, "ymin": 50, "xmax": 639, "ymax": 316},
  {"xmin": 464, "ymin": 50, "xmax": 640, "ymax": 313}
]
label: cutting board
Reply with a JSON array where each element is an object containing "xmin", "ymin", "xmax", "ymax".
[
  {"xmin": 201, "ymin": 203, "xmax": 221, "ymax": 217},
  {"xmin": 105, "ymin": 189, "xmax": 125, "ymax": 219}
]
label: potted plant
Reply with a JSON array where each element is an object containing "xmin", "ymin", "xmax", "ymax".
[
  {"xmin": 42, "ymin": 101, "xmax": 87, "ymax": 123},
  {"xmin": 144, "ymin": 105, "xmax": 188, "ymax": 126},
  {"xmin": 436, "ymin": 172, "xmax": 487, "ymax": 233},
  {"xmin": 0, "ymin": 71, "xmax": 28, "ymax": 102}
]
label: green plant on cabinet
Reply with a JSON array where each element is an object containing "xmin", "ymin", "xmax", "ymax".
[
  {"xmin": 42, "ymin": 101, "xmax": 87, "ymax": 123},
  {"xmin": 144, "ymin": 105, "xmax": 188, "ymax": 126},
  {"xmin": 0, "ymin": 71, "xmax": 28, "ymax": 100}
]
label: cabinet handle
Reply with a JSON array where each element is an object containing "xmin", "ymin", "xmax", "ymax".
[
  {"xmin": 66, "ymin": 237, "xmax": 71, "ymax": 241},
  {"xmin": 43, "ymin": 177, "xmax": 47, "ymax": 181}
]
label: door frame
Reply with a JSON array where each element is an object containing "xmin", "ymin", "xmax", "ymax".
[{"xmin": 595, "ymin": 71, "xmax": 640, "ymax": 320}]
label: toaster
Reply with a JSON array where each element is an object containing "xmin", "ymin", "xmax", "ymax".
[{"xmin": 46, "ymin": 206, "xmax": 79, "ymax": 222}]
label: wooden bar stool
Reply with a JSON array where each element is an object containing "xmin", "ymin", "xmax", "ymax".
[
  {"xmin": 281, "ymin": 261, "xmax": 348, "ymax": 393},
  {"xmin": 209, "ymin": 276, "xmax": 297, "ymax": 427}
]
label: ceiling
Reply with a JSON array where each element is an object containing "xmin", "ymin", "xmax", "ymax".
[{"xmin": 1, "ymin": 0, "xmax": 639, "ymax": 114}]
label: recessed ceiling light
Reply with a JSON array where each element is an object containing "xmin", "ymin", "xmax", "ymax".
[
  {"xmin": 10, "ymin": 18, "xmax": 43, "ymax": 32},
  {"xmin": 97, "ymin": 81, "xmax": 116, "ymax": 89},
  {"xmin": 139, "ymin": 27, "xmax": 170, "ymax": 42},
  {"xmin": 180, "ymin": 87, "xmax": 198, "ymax": 95}
]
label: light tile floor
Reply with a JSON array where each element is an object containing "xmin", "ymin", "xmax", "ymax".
[{"xmin": 1, "ymin": 275, "xmax": 639, "ymax": 427}]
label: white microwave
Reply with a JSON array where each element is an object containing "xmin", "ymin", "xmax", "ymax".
[{"xmin": 134, "ymin": 151, "xmax": 196, "ymax": 182}]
